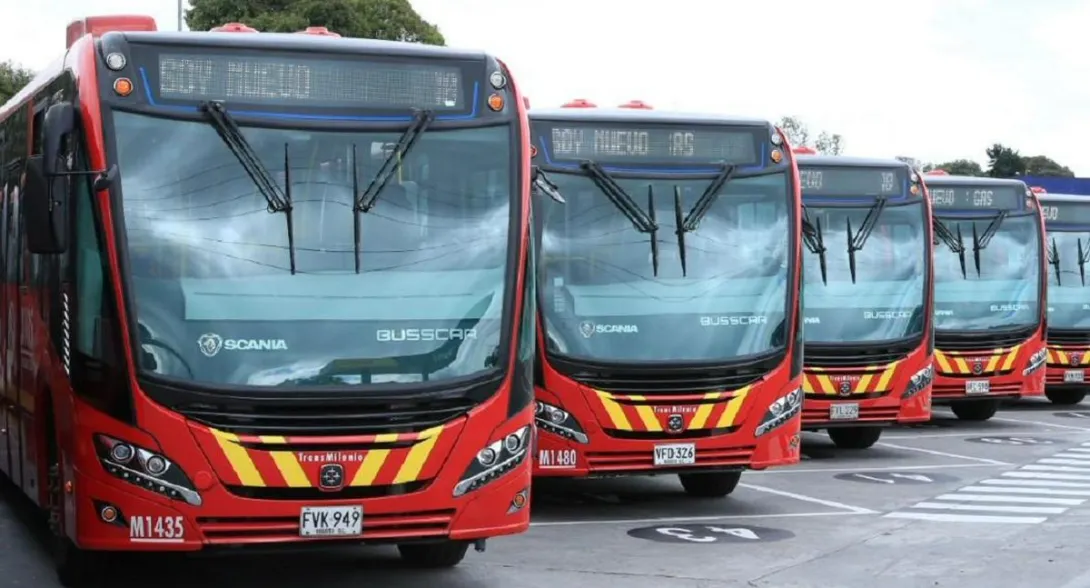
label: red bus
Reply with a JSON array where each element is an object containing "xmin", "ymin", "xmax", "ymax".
[
  {"xmin": 528, "ymin": 99, "xmax": 803, "ymax": 497},
  {"xmin": 925, "ymin": 171, "xmax": 1047, "ymax": 420},
  {"xmin": 1036, "ymin": 190, "xmax": 1090, "ymax": 405},
  {"xmin": 795, "ymin": 149, "xmax": 934, "ymax": 449},
  {"xmin": 1, "ymin": 14, "xmax": 535, "ymax": 584}
]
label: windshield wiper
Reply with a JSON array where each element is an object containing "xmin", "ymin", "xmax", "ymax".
[
  {"xmin": 1079, "ymin": 236, "xmax": 1090, "ymax": 286},
  {"xmin": 1049, "ymin": 237, "xmax": 1062, "ymax": 286},
  {"xmin": 668, "ymin": 164, "xmax": 737, "ymax": 277},
  {"xmin": 801, "ymin": 208, "xmax": 828, "ymax": 285},
  {"xmin": 532, "ymin": 166, "xmax": 566, "ymax": 204},
  {"xmin": 351, "ymin": 109, "xmax": 435, "ymax": 273},
  {"xmin": 845, "ymin": 196, "xmax": 887, "ymax": 283},
  {"xmin": 199, "ymin": 101, "xmax": 297, "ymax": 274},
  {"xmin": 932, "ymin": 218, "xmax": 967, "ymax": 279},
  {"xmin": 971, "ymin": 210, "xmax": 1008, "ymax": 276},
  {"xmin": 580, "ymin": 160, "xmax": 660, "ymax": 275}
]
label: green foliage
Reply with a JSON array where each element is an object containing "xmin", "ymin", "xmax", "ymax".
[
  {"xmin": 931, "ymin": 159, "xmax": 985, "ymax": 176},
  {"xmin": 776, "ymin": 116, "xmax": 844, "ymax": 155},
  {"xmin": 185, "ymin": 0, "xmax": 445, "ymax": 44},
  {"xmin": 985, "ymin": 143, "xmax": 1025, "ymax": 178},
  {"xmin": 1022, "ymin": 154, "xmax": 1074, "ymax": 178},
  {"xmin": 0, "ymin": 61, "xmax": 34, "ymax": 105}
]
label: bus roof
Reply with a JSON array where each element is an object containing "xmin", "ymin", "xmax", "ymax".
[
  {"xmin": 795, "ymin": 154, "xmax": 911, "ymax": 169},
  {"xmin": 529, "ymin": 107, "xmax": 771, "ymax": 128},
  {"xmin": 121, "ymin": 30, "xmax": 490, "ymax": 60},
  {"xmin": 1037, "ymin": 192, "xmax": 1090, "ymax": 204},
  {"xmin": 922, "ymin": 173, "xmax": 1028, "ymax": 188}
]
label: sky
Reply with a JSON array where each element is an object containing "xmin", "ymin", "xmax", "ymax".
[{"xmin": 1, "ymin": 0, "xmax": 1087, "ymax": 174}]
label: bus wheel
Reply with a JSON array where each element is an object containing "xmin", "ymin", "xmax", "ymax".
[
  {"xmin": 397, "ymin": 541, "xmax": 470, "ymax": 568},
  {"xmin": 1046, "ymin": 389, "xmax": 1087, "ymax": 406},
  {"xmin": 678, "ymin": 471, "xmax": 742, "ymax": 498},
  {"xmin": 827, "ymin": 426, "xmax": 882, "ymax": 449},
  {"xmin": 48, "ymin": 463, "xmax": 100, "ymax": 587},
  {"xmin": 950, "ymin": 399, "xmax": 1000, "ymax": 421}
]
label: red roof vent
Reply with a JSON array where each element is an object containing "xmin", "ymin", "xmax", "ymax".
[
  {"xmin": 793, "ymin": 146, "xmax": 818, "ymax": 155},
  {"xmin": 66, "ymin": 15, "xmax": 157, "ymax": 49},
  {"xmin": 295, "ymin": 26, "xmax": 341, "ymax": 37},
  {"xmin": 523, "ymin": 96, "xmax": 531, "ymax": 109},
  {"xmin": 561, "ymin": 98, "xmax": 597, "ymax": 108},
  {"xmin": 1030, "ymin": 186, "xmax": 1047, "ymax": 194},
  {"xmin": 210, "ymin": 22, "xmax": 259, "ymax": 33},
  {"xmin": 925, "ymin": 169, "xmax": 950, "ymax": 175},
  {"xmin": 618, "ymin": 100, "xmax": 653, "ymax": 109}
]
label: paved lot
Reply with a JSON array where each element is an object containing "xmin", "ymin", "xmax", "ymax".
[{"xmin": 7, "ymin": 399, "xmax": 1090, "ymax": 587}]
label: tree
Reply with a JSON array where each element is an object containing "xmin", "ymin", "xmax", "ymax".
[
  {"xmin": 931, "ymin": 159, "xmax": 985, "ymax": 176},
  {"xmin": 775, "ymin": 116, "xmax": 844, "ymax": 155},
  {"xmin": 985, "ymin": 143, "xmax": 1025, "ymax": 178},
  {"xmin": 0, "ymin": 61, "xmax": 34, "ymax": 105},
  {"xmin": 186, "ymin": 0, "xmax": 445, "ymax": 44},
  {"xmin": 1022, "ymin": 155, "xmax": 1074, "ymax": 177},
  {"xmin": 814, "ymin": 131, "xmax": 844, "ymax": 156}
]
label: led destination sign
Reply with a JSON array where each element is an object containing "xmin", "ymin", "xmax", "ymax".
[
  {"xmin": 929, "ymin": 185, "xmax": 1024, "ymax": 211},
  {"xmin": 799, "ymin": 166, "xmax": 908, "ymax": 198},
  {"xmin": 535, "ymin": 121, "xmax": 762, "ymax": 165}
]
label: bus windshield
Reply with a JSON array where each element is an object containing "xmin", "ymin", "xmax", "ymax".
[
  {"xmin": 933, "ymin": 213, "xmax": 1041, "ymax": 331},
  {"xmin": 111, "ymin": 110, "xmax": 515, "ymax": 388},
  {"xmin": 1046, "ymin": 228, "xmax": 1090, "ymax": 329},
  {"xmin": 538, "ymin": 171, "xmax": 791, "ymax": 363},
  {"xmin": 803, "ymin": 201, "xmax": 927, "ymax": 342}
]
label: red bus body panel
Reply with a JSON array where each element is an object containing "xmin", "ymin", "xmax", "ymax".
[
  {"xmin": 802, "ymin": 345, "xmax": 932, "ymax": 426},
  {"xmin": 932, "ymin": 335, "xmax": 1046, "ymax": 400},
  {"xmin": 534, "ymin": 127, "xmax": 804, "ymax": 478},
  {"xmin": 1046, "ymin": 345, "xmax": 1090, "ymax": 388},
  {"xmin": 3, "ymin": 32, "xmax": 534, "ymax": 552}
]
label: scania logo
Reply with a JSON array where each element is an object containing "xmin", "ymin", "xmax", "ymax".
[
  {"xmin": 838, "ymin": 380, "xmax": 853, "ymax": 396},
  {"xmin": 319, "ymin": 463, "xmax": 345, "ymax": 491},
  {"xmin": 197, "ymin": 333, "xmax": 223, "ymax": 358},
  {"xmin": 666, "ymin": 413, "xmax": 684, "ymax": 433},
  {"xmin": 971, "ymin": 361, "xmax": 984, "ymax": 375},
  {"xmin": 578, "ymin": 321, "xmax": 595, "ymax": 338}
]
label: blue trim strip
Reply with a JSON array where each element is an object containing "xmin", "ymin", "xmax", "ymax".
[
  {"xmin": 537, "ymin": 136, "xmax": 769, "ymax": 175},
  {"xmin": 137, "ymin": 67, "xmax": 480, "ymax": 121}
]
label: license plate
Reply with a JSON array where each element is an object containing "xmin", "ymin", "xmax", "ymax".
[
  {"xmin": 653, "ymin": 443, "xmax": 696, "ymax": 466},
  {"xmin": 965, "ymin": 380, "xmax": 991, "ymax": 395},
  {"xmin": 1065, "ymin": 370, "xmax": 1085, "ymax": 383},
  {"xmin": 299, "ymin": 506, "xmax": 362, "ymax": 538},
  {"xmin": 829, "ymin": 403, "xmax": 860, "ymax": 420}
]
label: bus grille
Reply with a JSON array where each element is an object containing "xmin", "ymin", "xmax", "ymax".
[
  {"xmin": 804, "ymin": 339, "xmax": 918, "ymax": 368},
  {"xmin": 1047, "ymin": 329, "xmax": 1090, "ymax": 346},
  {"xmin": 936, "ymin": 326, "xmax": 1036, "ymax": 351}
]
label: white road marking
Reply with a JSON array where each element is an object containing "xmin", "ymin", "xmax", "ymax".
[
  {"xmin": 531, "ymin": 510, "xmax": 865, "ymax": 528},
  {"xmin": 1023, "ymin": 464, "xmax": 1090, "ymax": 473},
  {"xmin": 959, "ymin": 485, "xmax": 1090, "ymax": 496},
  {"xmin": 1003, "ymin": 471, "xmax": 1090, "ymax": 481},
  {"xmin": 1039, "ymin": 458, "xmax": 1090, "ymax": 466},
  {"xmin": 739, "ymin": 483, "xmax": 877, "ymax": 514},
  {"xmin": 988, "ymin": 416, "xmax": 1090, "ymax": 432},
  {"xmin": 981, "ymin": 477, "xmax": 1090, "ymax": 488},
  {"xmin": 911, "ymin": 501, "xmax": 1066, "ymax": 514},
  {"xmin": 747, "ymin": 463, "xmax": 999, "ymax": 475},
  {"xmin": 876, "ymin": 441, "xmax": 1009, "ymax": 465},
  {"xmin": 932, "ymin": 493, "xmax": 1085, "ymax": 505},
  {"xmin": 884, "ymin": 512, "xmax": 1047, "ymax": 524}
]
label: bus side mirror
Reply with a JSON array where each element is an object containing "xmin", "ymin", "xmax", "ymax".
[
  {"xmin": 42, "ymin": 102, "xmax": 76, "ymax": 175},
  {"xmin": 24, "ymin": 154, "xmax": 69, "ymax": 254}
]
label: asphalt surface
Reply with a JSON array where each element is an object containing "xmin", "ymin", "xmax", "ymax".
[{"xmin": 8, "ymin": 399, "xmax": 1090, "ymax": 587}]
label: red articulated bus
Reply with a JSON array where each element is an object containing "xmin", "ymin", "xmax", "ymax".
[
  {"xmin": 528, "ymin": 99, "xmax": 803, "ymax": 497},
  {"xmin": 0, "ymin": 14, "xmax": 535, "ymax": 585},
  {"xmin": 794, "ymin": 148, "xmax": 934, "ymax": 449},
  {"xmin": 924, "ymin": 170, "xmax": 1047, "ymax": 420},
  {"xmin": 1036, "ymin": 189, "xmax": 1090, "ymax": 405}
]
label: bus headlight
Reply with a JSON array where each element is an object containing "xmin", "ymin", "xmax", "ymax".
[
  {"xmin": 93, "ymin": 434, "xmax": 201, "ymax": 506},
  {"xmin": 902, "ymin": 365, "xmax": 934, "ymax": 399},
  {"xmin": 453, "ymin": 425, "xmax": 531, "ymax": 497},
  {"xmin": 754, "ymin": 388, "xmax": 802, "ymax": 437},
  {"xmin": 535, "ymin": 401, "xmax": 588, "ymax": 444},
  {"xmin": 1023, "ymin": 349, "xmax": 1047, "ymax": 376}
]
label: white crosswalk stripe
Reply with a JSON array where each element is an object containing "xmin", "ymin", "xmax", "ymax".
[{"xmin": 882, "ymin": 441, "xmax": 1090, "ymax": 524}]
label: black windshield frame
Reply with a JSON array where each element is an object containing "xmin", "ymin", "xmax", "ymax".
[
  {"xmin": 932, "ymin": 208, "xmax": 1045, "ymax": 334},
  {"xmin": 800, "ymin": 197, "xmax": 930, "ymax": 346},
  {"xmin": 99, "ymin": 105, "xmax": 526, "ymax": 398},
  {"xmin": 532, "ymin": 159, "xmax": 799, "ymax": 368}
]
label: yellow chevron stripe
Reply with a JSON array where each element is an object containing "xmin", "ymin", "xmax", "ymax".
[
  {"xmin": 597, "ymin": 391, "xmax": 633, "ymax": 430},
  {"xmin": 688, "ymin": 392, "xmax": 722, "ymax": 429},
  {"xmin": 394, "ymin": 426, "xmax": 443, "ymax": 484},
  {"xmin": 715, "ymin": 387, "xmax": 751, "ymax": 428},
  {"xmin": 211, "ymin": 429, "xmax": 264, "ymax": 487},
  {"xmin": 259, "ymin": 435, "xmax": 309, "ymax": 487},
  {"xmin": 350, "ymin": 433, "xmax": 399, "ymax": 486}
]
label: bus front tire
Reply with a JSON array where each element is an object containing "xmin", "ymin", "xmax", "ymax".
[
  {"xmin": 678, "ymin": 471, "xmax": 742, "ymax": 498},
  {"xmin": 397, "ymin": 541, "xmax": 470, "ymax": 568},
  {"xmin": 1046, "ymin": 388, "xmax": 1087, "ymax": 406},
  {"xmin": 827, "ymin": 426, "xmax": 883, "ymax": 449},
  {"xmin": 950, "ymin": 399, "xmax": 1000, "ymax": 421}
]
